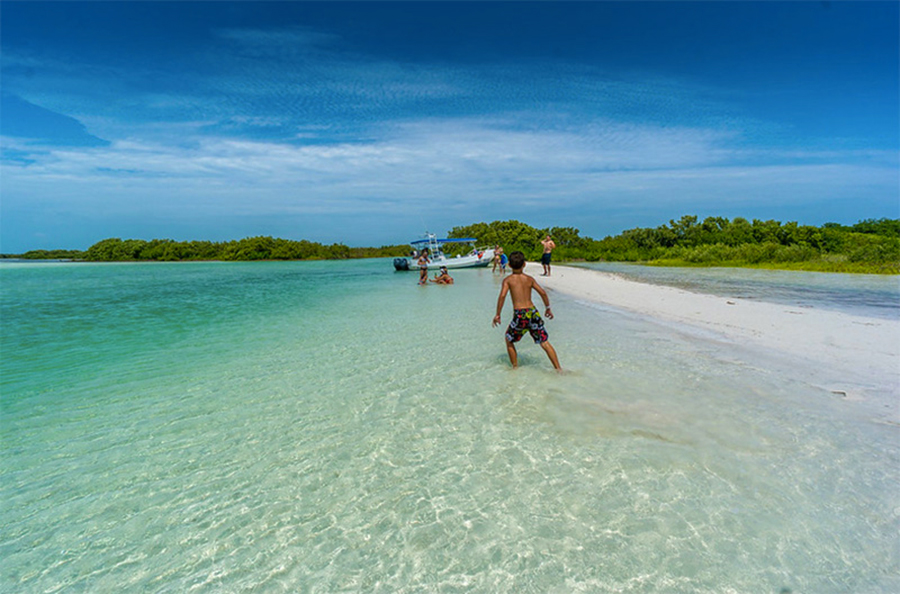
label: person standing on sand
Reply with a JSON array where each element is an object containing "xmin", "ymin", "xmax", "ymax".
[
  {"xmin": 540, "ymin": 234, "xmax": 556, "ymax": 276},
  {"xmin": 492, "ymin": 251, "xmax": 561, "ymax": 370}
]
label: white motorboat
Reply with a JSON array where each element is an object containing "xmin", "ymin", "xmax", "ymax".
[{"xmin": 393, "ymin": 234, "xmax": 495, "ymax": 271}]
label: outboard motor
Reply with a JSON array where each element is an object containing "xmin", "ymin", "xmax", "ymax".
[{"xmin": 393, "ymin": 258, "xmax": 410, "ymax": 271}]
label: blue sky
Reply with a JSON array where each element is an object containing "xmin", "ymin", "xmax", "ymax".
[{"xmin": 2, "ymin": 1, "xmax": 898, "ymax": 252}]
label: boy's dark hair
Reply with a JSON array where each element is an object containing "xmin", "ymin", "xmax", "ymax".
[{"xmin": 508, "ymin": 251, "xmax": 526, "ymax": 270}]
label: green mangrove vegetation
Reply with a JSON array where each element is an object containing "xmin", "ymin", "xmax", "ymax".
[
  {"xmin": 448, "ymin": 217, "xmax": 900, "ymax": 274},
  {"xmin": 4, "ymin": 237, "xmax": 407, "ymax": 262},
  {"xmin": 4, "ymin": 216, "xmax": 898, "ymax": 273},
  {"xmin": 4, "ymin": 248, "xmax": 86, "ymax": 261}
]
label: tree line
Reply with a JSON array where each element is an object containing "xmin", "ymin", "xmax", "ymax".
[
  {"xmin": 6, "ymin": 236, "xmax": 407, "ymax": 262},
  {"xmin": 448, "ymin": 217, "xmax": 899, "ymax": 273},
  {"xmin": 5, "ymin": 216, "xmax": 898, "ymax": 273}
]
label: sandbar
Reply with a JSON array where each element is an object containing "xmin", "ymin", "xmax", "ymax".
[{"xmin": 531, "ymin": 263, "xmax": 899, "ymax": 418}]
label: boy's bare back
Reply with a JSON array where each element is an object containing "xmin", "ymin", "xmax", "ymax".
[
  {"xmin": 495, "ymin": 268, "xmax": 553, "ymax": 321},
  {"xmin": 502, "ymin": 271, "xmax": 542, "ymax": 310}
]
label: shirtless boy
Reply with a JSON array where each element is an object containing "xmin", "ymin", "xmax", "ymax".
[{"xmin": 492, "ymin": 251, "xmax": 561, "ymax": 370}]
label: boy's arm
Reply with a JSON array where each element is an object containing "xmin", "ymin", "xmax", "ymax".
[
  {"xmin": 532, "ymin": 278, "xmax": 554, "ymax": 319},
  {"xmin": 492, "ymin": 278, "xmax": 509, "ymax": 326}
]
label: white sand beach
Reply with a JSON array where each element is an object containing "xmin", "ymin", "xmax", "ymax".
[{"xmin": 533, "ymin": 263, "xmax": 900, "ymax": 418}]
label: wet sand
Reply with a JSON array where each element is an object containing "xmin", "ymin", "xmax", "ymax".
[{"xmin": 531, "ymin": 262, "xmax": 900, "ymax": 419}]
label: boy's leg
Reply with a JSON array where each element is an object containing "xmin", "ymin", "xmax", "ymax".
[
  {"xmin": 505, "ymin": 339, "xmax": 519, "ymax": 368},
  {"xmin": 540, "ymin": 341, "xmax": 561, "ymax": 370}
]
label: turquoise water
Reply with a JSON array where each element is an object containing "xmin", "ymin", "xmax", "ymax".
[{"xmin": 2, "ymin": 260, "xmax": 898, "ymax": 593}]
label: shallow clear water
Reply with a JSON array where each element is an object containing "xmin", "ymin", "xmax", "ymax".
[
  {"xmin": 2, "ymin": 260, "xmax": 898, "ymax": 593},
  {"xmin": 575, "ymin": 262, "xmax": 900, "ymax": 320}
]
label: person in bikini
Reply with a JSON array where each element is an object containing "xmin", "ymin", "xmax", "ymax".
[
  {"xmin": 492, "ymin": 251, "xmax": 561, "ymax": 370},
  {"xmin": 492, "ymin": 245, "xmax": 503, "ymax": 273},
  {"xmin": 417, "ymin": 249, "xmax": 430, "ymax": 285},
  {"xmin": 430, "ymin": 266, "xmax": 454, "ymax": 284}
]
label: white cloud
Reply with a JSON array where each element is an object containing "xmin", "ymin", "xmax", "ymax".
[
  {"xmin": 3, "ymin": 19, "xmax": 896, "ymax": 250},
  {"xmin": 214, "ymin": 27, "xmax": 342, "ymax": 54},
  {"xmin": 3, "ymin": 115, "xmax": 896, "ymax": 226}
]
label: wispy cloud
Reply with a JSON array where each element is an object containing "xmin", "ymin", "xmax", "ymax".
[
  {"xmin": 3, "ymin": 23, "xmax": 745, "ymax": 142},
  {"xmin": 4, "ymin": 115, "xmax": 894, "ymax": 218},
  {"xmin": 2, "ymin": 12, "xmax": 897, "ymax": 250}
]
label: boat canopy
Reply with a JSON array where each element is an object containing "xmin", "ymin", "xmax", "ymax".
[{"xmin": 409, "ymin": 237, "xmax": 478, "ymax": 246}]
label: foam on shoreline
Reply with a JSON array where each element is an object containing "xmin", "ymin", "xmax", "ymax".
[{"xmin": 531, "ymin": 262, "xmax": 900, "ymax": 419}]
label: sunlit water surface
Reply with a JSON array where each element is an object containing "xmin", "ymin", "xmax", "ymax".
[{"xmin": 2, "ymin": 260, "xmax": 897, "ymax": 593}]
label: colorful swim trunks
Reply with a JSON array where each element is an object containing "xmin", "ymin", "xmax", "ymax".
[{"xmin": 505, "ymin": 307, "xmax": 549, "ymax": 344}]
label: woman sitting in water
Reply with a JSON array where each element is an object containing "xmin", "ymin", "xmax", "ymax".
[{"xmin": 430, "ymin": 266, "xmax": 454, "ymax": 284}]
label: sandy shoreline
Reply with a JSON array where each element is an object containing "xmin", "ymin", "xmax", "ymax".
[{"xmin": 530, "ymin": 262, "xmax": 899, "ymax": 417}]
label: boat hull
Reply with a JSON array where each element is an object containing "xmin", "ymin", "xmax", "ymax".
[{"xmin": 394, "ymin": 249, "xmax": 494, "ymax": 271}]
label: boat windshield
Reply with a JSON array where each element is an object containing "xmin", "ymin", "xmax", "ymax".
[{"xmin": 410, "ymin": 236, "xmax": 478, "ymax": 259}]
